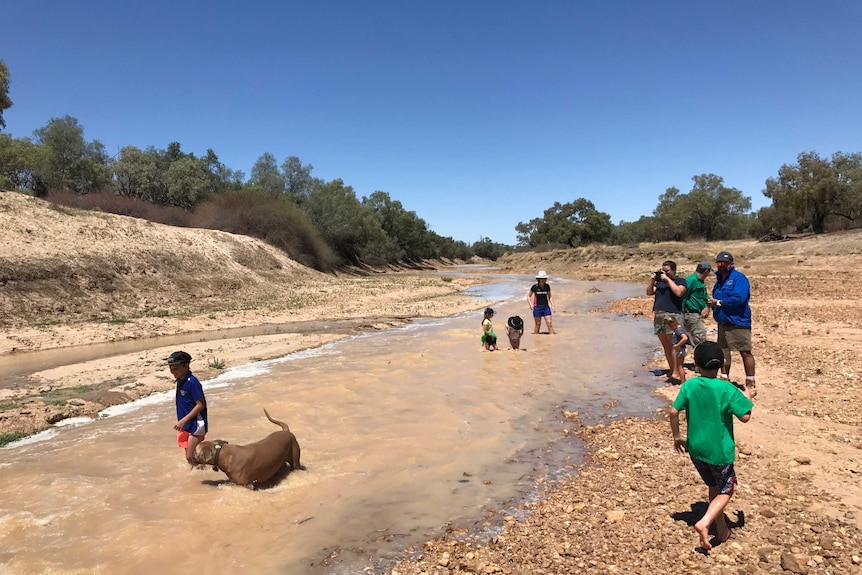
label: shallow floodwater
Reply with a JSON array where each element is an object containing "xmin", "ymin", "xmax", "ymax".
[{"xmin": 0, "ymin": 275, "xmax": 661, "ymax": 574}]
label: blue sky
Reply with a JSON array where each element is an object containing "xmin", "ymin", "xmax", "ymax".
[{"xmin": 4, "ymin": 1, "xmax": 861, "ymax": 245}]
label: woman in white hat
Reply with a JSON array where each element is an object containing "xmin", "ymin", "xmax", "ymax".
[{"xmin": 527, "ymin": 270, "xmax": 555, "ymax": 334}]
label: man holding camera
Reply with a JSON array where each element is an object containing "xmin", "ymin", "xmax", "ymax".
[{"xmin": 647, "ymin": 260, "xmax": 687, "ymax": 382}]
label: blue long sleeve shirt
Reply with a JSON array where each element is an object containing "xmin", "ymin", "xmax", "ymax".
[{"xmin": 712, "ymin": 267, "xmax": 751, "ymax": 328}]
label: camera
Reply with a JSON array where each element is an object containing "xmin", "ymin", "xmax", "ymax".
[{"xmin": 654, "ymin": 270, "xmax": 664, "ymax": 281}]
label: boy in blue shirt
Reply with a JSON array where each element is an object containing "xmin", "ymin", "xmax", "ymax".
[
  {"xmin": 670, "ymin": 342, "xmax": 754, "ymax": 551},
  {"xmin": 167, "ymin": 351, "xmax": 208, "ymax": 464}
]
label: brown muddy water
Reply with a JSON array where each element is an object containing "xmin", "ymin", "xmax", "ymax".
[{"xmin": 0, "ymin": 276, "xmax": 663, "ymax": 575}]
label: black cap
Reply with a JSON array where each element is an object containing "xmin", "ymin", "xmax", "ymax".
[
  {"xmin": 484, "ymin": 307, "xmax": 495, "ymax": 316},
  {"xmin": 693, "ymin": 342, "xmax": 724, "ymax": 370},
  {"xmin": 166, "ymin": 351, "xmax": 192, "ymax": 365},
  {"xmin": 715, "ymin": 251, "xmax": 734, "ymax": 263}
]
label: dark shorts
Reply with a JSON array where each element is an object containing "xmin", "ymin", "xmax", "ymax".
[
  {"xmin": 691, "ymin": 457, "xmax": 737, "ymax": 494},
  {"xmin": 481, "ymin": 334, "xmax": 497, "ymax": 346},
  {"xmin": 533, "ymin": 305, "xmax": 551, "ymax": 318}
]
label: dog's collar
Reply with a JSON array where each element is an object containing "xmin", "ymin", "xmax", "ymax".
[{"xmin": 212, "ymin": 441, "xmax": 227, "ymax": 472}]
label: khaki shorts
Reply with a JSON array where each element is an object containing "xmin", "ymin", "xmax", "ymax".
[
  {"xmin": 683, "ymin": 312, "xmax": 708, "ymax": 347},
  {"xmin": 717, "ymin": 323, "xmax": 752, "ymax": 352},
  {"xmin": 653, "ymin": 312, "xmax": 683, "ymax": 335}
]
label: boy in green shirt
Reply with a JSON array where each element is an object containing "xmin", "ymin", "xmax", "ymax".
[{"xmin": 670, "ymin": 341, "xmax": 754, "ymax": 550}]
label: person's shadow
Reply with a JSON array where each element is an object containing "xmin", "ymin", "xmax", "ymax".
[{"xmin": 671, "ymin": 503, "xmax": 745, "ymax": 553}]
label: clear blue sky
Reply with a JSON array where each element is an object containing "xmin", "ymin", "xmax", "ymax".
[{"xmin": 4, "ymin": 1, "xmax": 861, "ymax": 245}]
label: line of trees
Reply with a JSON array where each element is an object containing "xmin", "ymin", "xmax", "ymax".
[
  {"xmin": 2, "ymin": 58, "xmax": 861, "ymax": 266},
  {"xmin": 516, "ymin": 158, "xmax": 862, "ymax": 249}
]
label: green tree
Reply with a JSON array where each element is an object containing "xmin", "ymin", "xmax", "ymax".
[
  {"xmin": 682, "ymin": 174, "xmax": 751, "ymax": 240},
  {"xmin": 362, "ymin": 190, "xmax": 435, "ymax": 261},
  {"xmin": 764, "ymin": 151, "xmax": 862, "ymax": 233},
  {"xmin": 648, "ymin": 175, "xmax": 752, "ymax": 241},
  {"xmin": 0, "ymin": 134, "xmax": 46, "ymax": 193},
  {"xmin": 249, "ymin": 152, "xmax": 285, "ymax": 198},
  {"xmin": 112, "ymin": 145, "xmax": 166, "ymax": 203},
  {"xmin": 0, "ymin": 59, "xmax": 12, "ymax": 131},
  {"xmin": 303, "ymin": 179, "xmax": 394, "ymax": 265},
  {"xmin": 613, "ymin": 216, "xmax": 659, "ymax": 244},
  {"xmin": 166, "ymin": 156, "xmax": 211, "ymax": 208},
  {"xmin": 471, "ymin": 236, "xmax": 509, "ymax": 261},
  {"xmin": 281, "ymin": 155, "xmax": 316, "ymax": 204},
  {"xmin": 32, "ymin": 116, "xmax": 110, "ymax": 193},
  {"xmin": 516, "ymin": 198, "xmax": 614, "ymax": 247}
]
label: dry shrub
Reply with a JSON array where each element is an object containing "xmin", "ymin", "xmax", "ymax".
[
  {"xmin": 191, "ymin": 190, "xmax": 338, "ymax": 272},
  {"xmin": 46, "ymin": 190, "xmax": 192, "ymax": 228}
]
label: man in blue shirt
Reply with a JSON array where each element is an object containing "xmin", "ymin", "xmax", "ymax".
[{"xmin": 707, "ymin": 251, "xmax": 757, "ymax": 396}]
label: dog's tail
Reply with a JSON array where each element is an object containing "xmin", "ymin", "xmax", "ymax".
[{"xmin": 263, "ymin": 408, "xmax": 290, "ymax": 432}]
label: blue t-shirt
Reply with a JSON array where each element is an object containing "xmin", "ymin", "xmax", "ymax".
[{"xmin": 176, "ymin": 373, "xmax": 208, "ymax": 434}]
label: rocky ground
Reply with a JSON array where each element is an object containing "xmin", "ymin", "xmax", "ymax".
[
  {"xmin": 3, "ymin": 192, "xmax": 862, "ymax": 573},
  {"xmin": 384, "ymin": 236, "xmax": 862, "ymax": 574}
]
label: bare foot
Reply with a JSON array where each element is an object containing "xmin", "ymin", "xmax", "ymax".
[{"xmin": 694, "ymin": 523, "xmax": 712, "ymax": 550}]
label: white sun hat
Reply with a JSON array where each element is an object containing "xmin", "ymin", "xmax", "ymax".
[{"xmin": 536, "ymin": 270, "xmax": 548, "ymax": 279}]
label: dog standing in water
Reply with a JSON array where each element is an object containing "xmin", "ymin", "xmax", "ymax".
[{"xmin": 194, "ymin": 409, "xmax": 302, "ymax": 488}]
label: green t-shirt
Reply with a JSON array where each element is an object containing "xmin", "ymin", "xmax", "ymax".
[
  {"xmin": 682, "ymin": 273, "xmax": 709, "ymax": 313},
  {"xmin": 672, "ymin": 376, "xmax": 754, "ymax": 466}
]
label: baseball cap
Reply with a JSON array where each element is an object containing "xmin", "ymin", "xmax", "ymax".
[
  {"xmin": 693, "ymin": 342, "xmax": 724, "ymax": 370},
  {"xmin": 715, "ymin": 251, "xmax": 734, "ymax": 263},
  {"xmin": 484, "ymin": 307, "xmax": 495, "ymax": 316},
  {"xmin": 166, "ymin": 351, "xmax": 192, "ymax": 365},
  {"xmin": 696, "ymin": 260, "xmax": 713, "ymax": 271}
]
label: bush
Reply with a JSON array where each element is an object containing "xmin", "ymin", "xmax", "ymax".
[
  {"xmin": 46, "ymin": 189, "xmax": 192, "ymax": 227},
  {"xmin": 191, "ymin": 189, "xmax": 338, "ymax": 272}
]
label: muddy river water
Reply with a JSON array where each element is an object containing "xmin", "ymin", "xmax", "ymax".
[{"xmin": 0, "ymin": 275, "xmax": 663, "ymax": 574}]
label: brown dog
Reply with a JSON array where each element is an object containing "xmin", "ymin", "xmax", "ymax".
[{"xmin": 194, "ymin": 409, "xmax": 302, "ymax": 488}]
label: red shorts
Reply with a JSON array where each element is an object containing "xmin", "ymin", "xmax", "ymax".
[{"xmin": 177, "ymin": 430, "xmax": 205, "ymax": 448}]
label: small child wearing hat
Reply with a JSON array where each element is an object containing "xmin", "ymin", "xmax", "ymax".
[
  {"xmin": 481, "ymin": 308, "xmax": 498, "ymax": 351},
  {"xmin": 505, "ymin": 315, "xmax": 525, "ymax": 350},
  {"xmin": 669, "ymin": 342, "xmax": 754, "ymax": 551}
]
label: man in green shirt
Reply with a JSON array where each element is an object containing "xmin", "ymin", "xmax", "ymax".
[
  {"xmin": 670, "ymin": 342, "xmax": 754, "ymax": 551},
  {"xmin": 682, "ymin": 261, "xmax": 712, "ymax": 347}
]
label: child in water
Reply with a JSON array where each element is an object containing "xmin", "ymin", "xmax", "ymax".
[
  {"xmin": 481, "ymin": 307, "xmax": 498, "ymax": 351},
  {"xmin": 506, "ymin": 315, "xmax": 525, "ymax": 350},
  {"xmin": 664, "ymin": 315, "xmax": 689, "ymax": 384}
]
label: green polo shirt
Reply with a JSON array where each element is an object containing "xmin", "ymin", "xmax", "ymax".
[{"xmin": 682, "ymin": 273, "xmax": 708, "ymax": 313}]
